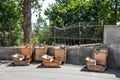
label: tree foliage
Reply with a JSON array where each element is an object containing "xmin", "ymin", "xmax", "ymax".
[
  {"xmin": 0, "ymin": 0, "xmax": 44, "ymax": 46},
  {"xmin": 0, "ymin": 0, "xmax": 22, "ymax": 46},
  {"xmin": 45, "ymin": 0, "xmax": 117, "ymax": 27},
  {"xmin": 33, "ymin": 16, "xmax": 51, "ymax": 44}
]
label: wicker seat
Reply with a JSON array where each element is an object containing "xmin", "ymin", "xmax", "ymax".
[
  {"xmin": 11, "ymin": 53, "xmax": 31, "ymax": 66},
  {"xmin": 42, "ymin": 54, "xmax": 61, "ymax": 68}
]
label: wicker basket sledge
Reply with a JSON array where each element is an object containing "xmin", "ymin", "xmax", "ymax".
[
  {"xmin": 85, "ymin": 45, "xmax": 108, "ymax": 72},
  {"xmin": 53, "ymin": 44, "xmax": 67, "ymax": 64},
  {"xmin": 11, "ymin": 53, "xmax": 31, "ymax": 66},
  {"xmin": 42, "ymin": 54, "xmax": 61, "ymax": 68},
  {"xmin": 11, "ymin": 44, "xmax": 34, "ymax": 66},
  {"xmin": 34, "ymin": 45, "xmax": 48, "ymax": 61},
  {"xmin": 85, "ymin": 57, "xmax": 106, "ymax": 72}
]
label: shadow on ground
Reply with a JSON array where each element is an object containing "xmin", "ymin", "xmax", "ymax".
[
  {"xmin": 0, "ymin": 60, "xmax": 12, "ymax": 65},
  {"xmin": 106, "ymin": 68, "xmax": 120, "ymax": 78},
  {"xmin": 7, "ymin": 61, "xmax": 41, "ymax": 67},
  {"xmin": 7, "ymin": 62, "xmax": 28, "ymax": 67},
  {"xmin": 81, "ymin": 66, "xmax": 120, "ymax": 78},
  {"xmin": 36, "ymin": 64, "xmax": 61, "ymax": 68}
]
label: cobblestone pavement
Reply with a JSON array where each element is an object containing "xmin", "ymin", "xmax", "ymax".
[{"xmin": 0, "ymin": 60, "xmax": 120, "ymax": 80}]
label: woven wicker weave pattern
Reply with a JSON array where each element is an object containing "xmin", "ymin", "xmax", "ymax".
[
  {"xmin": 34, "ymin": 45, "xmax": 48, "ymax": 61},
  {"xmin": 53, "ymin": 45, "xmax": 67, "ymax": 64}
]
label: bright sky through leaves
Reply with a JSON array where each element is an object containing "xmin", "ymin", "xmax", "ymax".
[{"xmin": 32, "ymin": 0, "xmax": 55, "ymax": 24}]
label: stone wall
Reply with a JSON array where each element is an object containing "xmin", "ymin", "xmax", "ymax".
[
  {"xmin": 66, "ymin": 45, "xmax": 94, "ymax": 65},
  {"xmin": 0, "ymin": 44, "xmax": 101, "ymax": 65},
  {"xmin": 104, "ymin": 25, "xmax": 120, "ymax": 69},
  {"xmin": 0, "ymin": 47, "xmax": 19, "ymax": 60},
  {"xmin": 45, "ymin": 44, "xmax": 102, "ymax": 65}
]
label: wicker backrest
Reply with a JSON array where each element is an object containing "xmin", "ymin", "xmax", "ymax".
[
  {"xmin": 19, "ymin": 44, "xmax": 35, "ymax": 59},
  {"xmin": 92, "ymin": 45, "xmax": 108, "ymax": 65},
  {"xmin": 53, "ymin": 44, "xmax": 67, "ymax": 63}
]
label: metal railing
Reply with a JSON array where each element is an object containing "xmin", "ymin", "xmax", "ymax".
[
  {"xmin": 0, "ymin": 21, "xmax": 104, "ymax": 46},
  {"xmin": 39, "ymin": 21, "xmax": 104, "ymax": 45}
]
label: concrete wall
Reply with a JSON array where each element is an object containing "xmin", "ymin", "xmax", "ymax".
[
  {"xmin": 104, "ymin": 25, "xmax": 120, "ymax": 45},
  {"xmin": 0, "ymin": 47, "xmax": 19, "ymax": 60},
  {"xmin": 66, "ymin": 45, "xmax": 94, "ymax": 65},
  {"xmin": 0, "ymin": 44, "xmax": 101, "ymax": 65},
  {"xmin": 43, "ymin": 44, "xmax": 102, "ymax": 65},
  {"xmin": 47, "ymin": 45, "xmax": 93, "ymax": 65},
  {"xmin": 104, "ymin": 25, "xmax": 120, "ymax": 69}
]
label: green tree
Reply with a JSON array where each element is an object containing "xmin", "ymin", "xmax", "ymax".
[
  {"xmin": 45, "ymin": 0, "xmax": 116, "ymax": 27},
  {"xmin": 110, "ymin": 0, "xmax": 119, "ymax": 24},
  {"xmin": 33, "ymin": 17, "xmax": 50, "ymax": 44},
  {"xmin": 0, "ymin": 0, "xmax": 44, "ymax": 46},
  {"xmin": 0, "ymin": 0, "xmax": 22, "ymax": 46}
]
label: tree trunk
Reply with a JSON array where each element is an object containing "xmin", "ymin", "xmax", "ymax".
[{"xmin": 22, "ymin": 0, "xmax": 32, "ymax": 44}]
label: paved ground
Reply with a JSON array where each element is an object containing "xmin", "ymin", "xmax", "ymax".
[{"xmin": 0, "ymin": 60, "xmax": 120, "ymax": 80}]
